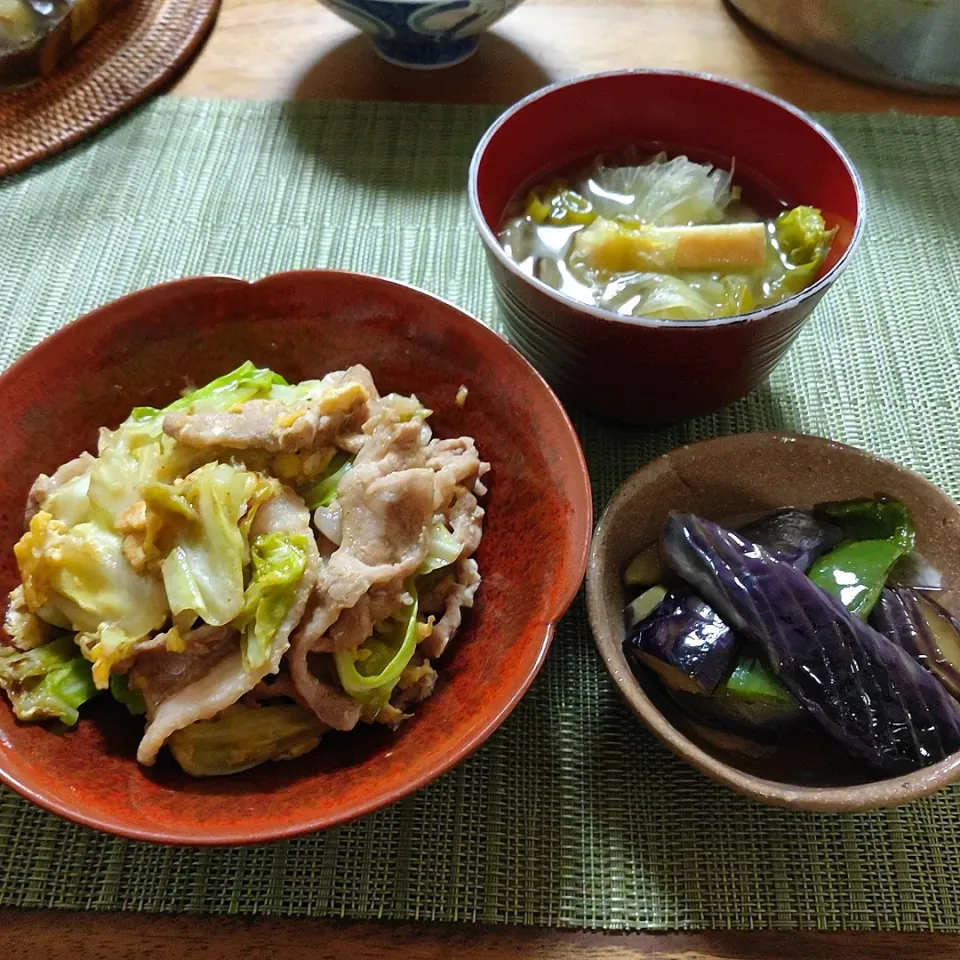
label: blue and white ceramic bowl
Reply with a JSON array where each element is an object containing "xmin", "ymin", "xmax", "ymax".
[{"xmin": 319, "ymin": 0, "xmax": 526, "ymax": 68}]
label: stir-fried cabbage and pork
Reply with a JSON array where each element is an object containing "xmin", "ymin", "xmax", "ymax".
[{"xmin": 2, "ymin": 363, "xmax": 488, "ymax": 776}]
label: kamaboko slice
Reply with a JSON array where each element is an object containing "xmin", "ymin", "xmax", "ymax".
[{"xmin": 661, "ymin": 513, "xmax": 960, "ymax": 774}]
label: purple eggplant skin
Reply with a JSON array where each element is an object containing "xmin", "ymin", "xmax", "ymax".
[
  {"xmin": 870, "ymin": 588, "xmax": 925, "ymax": 664},
  {"xmin": 623, "ymin": 510, "xmax": 841, "ymax": 697},
  {"xmin": 871, "ymin": 587, "xmax": 960, "ymax": 701},
  {"xmin": 624, "ymin": 592, "xmax": 737, "ymax": 695},
  {"xmin": 661, "ymin": 513, "xmax": 960, "ymax": 774},
  {"xmin": 739, "ymin": 509, "xmax": 843, "ymax": 571}
]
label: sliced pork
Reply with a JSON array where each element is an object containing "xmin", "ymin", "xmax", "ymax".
[
  {"xmin": 133, "ymin": 488, "xmax": 317, "ymax": 765},
  {"xmin": 163, "ymin": 365, "xmax": 377, "ymax": 454},
  {"xmin": 420, "ymin": 559, "xmax": 481, "ymax": 659}
]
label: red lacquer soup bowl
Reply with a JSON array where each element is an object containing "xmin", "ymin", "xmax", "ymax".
[
  {"xmin": 469, "ymin": 70, "xmax": 866, "ymax": 424},
  {"xmin": 0, "ymin": 270, "xmax": 592, "ymax": 845}
]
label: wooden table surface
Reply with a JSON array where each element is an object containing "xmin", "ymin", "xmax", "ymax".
[
  {"xmin": 10, "ymin": 1, "xmax": 960, "ymax": 958},
  {"xmin": 172, "ymin": 0, "xmax": 960, "ymax": 114}
]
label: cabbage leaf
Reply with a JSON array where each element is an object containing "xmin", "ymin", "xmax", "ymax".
[
  {"xmin": 161, "ymin": 463, "xmax": 278, "ymax": 628},
  {"xmin": 14, "ymin": 512, "xmax": 168, "ymax": 686},
  {"xmin": 131, "ymin": 362, "xmax": 289, "ymax": 423},
  {"xmin": 10, "ymin": 365, "xmax": 303, "ymax": 694},
  {"xmin": 582, "ymin": 153, "xmax": 736, "ymax": 226},
  {"xmin": 110, "ymin": 673, "xmax": 147, "ymax": 716},
  {"xmin": 418, "ymin": 520, "xmax": 463, "ymax": 575},
  {"xmin": 168, "ymin": 703, "xmax": 327, "ymax": 777},
  {"xmin": 269, "ymin": 377, "xmax": 369, "ymax": 415},
  {"xmin": 775, "ymin": 206, "xmax": 834, "ymax": 267},
  {"xmin": 593, "ymin": 271, "xmax": 719, "ymax": 321},
  {"xmin": 42, "ymin": 470, "xmax": 94, "ymax": 528},
  {"xmin": 0, "ymin": 636, "xmax": 98, "ymax": 726},
  {"xmin": 770, "ymin": 206, "xmax": 838, "ymax": 298},
  {"xmin": 234, "ymin": 531, "xmax": 309, "ymax": 671},
  {"xmin": 88, "ymin": 410, "xmax": 208, "ymax": 524},
  {"xmin": 301, "ymin": 453, "xmax": 352, "ymax": 509},
  {"xmin": 334, "ymin": 586, "xmax": 419, "ymax": 711}
]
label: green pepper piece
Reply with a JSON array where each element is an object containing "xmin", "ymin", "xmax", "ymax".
[
  {"xmin": 808, "ymin": 497, "xmax": 916, "ymax": 619},
  {"xmin": 724, "ymin": 654, "xmax": 792, "ymax": 702},
  {"xmin": 809, "ymin": 539, "xmax": 907, "ymax": 619},
  {"xmin": 553, "ymin": 188, "xmax": 595, "ymax": 225},
  {"xmin": 815, "ymin": 496, "xmax": 915, "ymax": 552},
  {"xmin": 525, "ymin": 189, "xmax": 553, "ymax": 224},
  {"xmin": 676, "ymin": 652, "xmax": 804, "ymax": 737}
]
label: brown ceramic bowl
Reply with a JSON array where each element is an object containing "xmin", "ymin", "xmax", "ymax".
[
  {"xmin": 468, "ymin": 71, "xmax": 866, "ymax": 424},
  {"xmin": 0, "ymin": 270, "xmax": 592, "ymax": 844},
  {"xmin": 586, "ymin": 432, "xmax": 960, "ymax": 812}
]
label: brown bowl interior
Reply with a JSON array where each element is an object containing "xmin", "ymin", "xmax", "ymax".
[{"xmin": 586, "ymin": 432, "xmax": 960, "ymax": 812}]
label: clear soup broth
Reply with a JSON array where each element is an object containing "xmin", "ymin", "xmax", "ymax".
[{"xmin": 497, "ymin": 149, "xmax": 837, "ymax": 322}]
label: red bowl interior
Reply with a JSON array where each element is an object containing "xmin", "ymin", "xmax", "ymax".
[
  {"xmin": 471, "ymin": 70, "xmax": 864, "ymax": 287},
  {"xmin": 0, "ymin": 270, "xmax": 592, "ymax": 845}
]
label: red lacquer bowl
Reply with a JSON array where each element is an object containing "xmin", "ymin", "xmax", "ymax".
[
  {"xmin": 0, "ymin": 271, "xmax": 592, "ymax": 845},
  {"xmin": 468, "ymin": 70, "xmax": 866, "ymax": 424}
]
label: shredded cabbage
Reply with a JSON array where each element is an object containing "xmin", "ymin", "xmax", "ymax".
[
  {"xmin": 168, "ymin": 704, "xmax": 327, "ymax": 777},
  {"xmin": 418, "ymin": 520, "xmax": 463, "ymax": 575},
  {"xmin": 160, "ymin": 463, "xmax": 279, "ymax": 629},
  {"xmin": 234, "ymin": 531, "xmax": 309, "ymax": 671},
  {"xmin": 110, "ymin": 673, "xmax": 146, "ymax": 716},
  {"xmin": 0, "ymin": 636, "xmax": 97, "ymax": 725},
  {"xmin": 301, "ymin": 453, "xmax": 352, "ymax": 509},
  {"xmin": 334, "ymin": 586, "xmax": 419, "ymax": 710},
  {"xmin": 581, "ymin": 153, "xmax": 736, "ymax": 226},
  {"xmin": 14, "ymin": 512, "xmax": 168, "ymax": 686}
]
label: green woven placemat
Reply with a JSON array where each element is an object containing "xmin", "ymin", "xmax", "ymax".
[{"xmin": 1, "ymin": 98, "xmax": 960, "ymax": 931}]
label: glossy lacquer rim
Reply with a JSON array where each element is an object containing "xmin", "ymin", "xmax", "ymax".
[{"xmin": 468, "ymin": 68, "xmax": 867, "ymax": 332}]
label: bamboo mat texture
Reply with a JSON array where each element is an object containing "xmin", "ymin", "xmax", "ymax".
[{"xmin": 0, "ymin": 100, "xmax": 959, "ymax": 930}]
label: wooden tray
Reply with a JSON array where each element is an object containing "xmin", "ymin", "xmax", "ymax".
[{"xmin": 0, "ymin": 0, "xmax": 220, "ymax": 178}]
